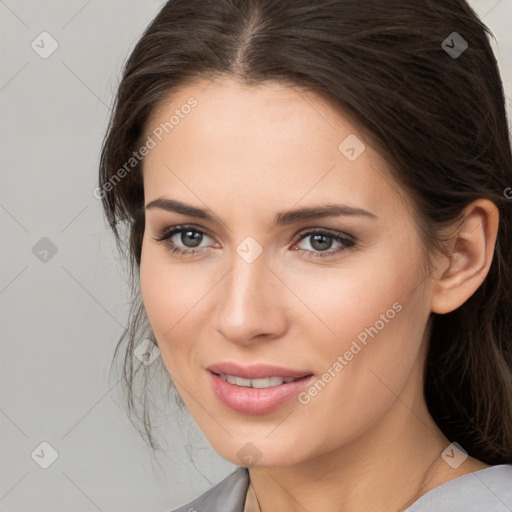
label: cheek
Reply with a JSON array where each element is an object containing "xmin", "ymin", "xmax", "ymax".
[
  {"xmin": 286, "ymin": 242, "xmax": 423, "ymax": 357},
  {"xmin": 139, "ymin": 240, "xmax": 215, "ymax": 370},
  {"xmin": 140, "ymin": 244, "xmax": 168, "ymax": 330},
  {"xmin": 139, "ymin": 243, "xmax": 186, "ymax": 362},
  {"xmin": 290, "ymin": 240, "xmax": 427, "ymax": 388}
]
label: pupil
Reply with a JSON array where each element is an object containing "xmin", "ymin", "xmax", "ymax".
[
  {"xmin": 311, "ymin": 234, "xmax": 332, "ymax": 251},
  {"xmin": 182, "ymin": 230, "xmax": 202, "ymax": 247}
]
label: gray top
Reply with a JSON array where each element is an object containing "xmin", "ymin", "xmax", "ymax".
[{"xmin": 170, "ymin": 464, "xmax": 512, "ymax": 512}]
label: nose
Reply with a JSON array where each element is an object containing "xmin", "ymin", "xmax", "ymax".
[{"xmin": 214, "ymin": 249, "xmax": 288, "ymax": 345}]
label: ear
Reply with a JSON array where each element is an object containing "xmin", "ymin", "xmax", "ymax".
[{"xmin": 430, "ymin": 199, "xmax": 499, "ymax": 315}]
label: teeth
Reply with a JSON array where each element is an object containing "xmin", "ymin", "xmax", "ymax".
[{"xmin": 219, "ymin": 373, "xmax": 300, "ymax": 388}]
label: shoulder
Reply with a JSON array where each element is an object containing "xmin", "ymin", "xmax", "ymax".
[
  {"xmin": 169, "ymin": 467, "xmax": 250, "ymax": 512},
  {"xmin": 405, "ymin": 464, "xmax": 512, "ymax": 512}
]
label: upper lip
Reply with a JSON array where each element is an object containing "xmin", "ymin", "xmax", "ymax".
[{"xmin": 207, "ymin": 362, "xmax": 313, "ymax": 379}]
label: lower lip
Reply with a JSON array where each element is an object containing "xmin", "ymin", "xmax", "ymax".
[{"xmin": 208, "ymin": 371, "xmax": 315, "ymax": 415}]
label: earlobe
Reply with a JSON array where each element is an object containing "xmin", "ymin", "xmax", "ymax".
[{"xmin": 430, "ymin": 199, "xmax": 499, "ymax": 315}]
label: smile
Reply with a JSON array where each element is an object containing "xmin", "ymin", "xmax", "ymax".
[
  {"xmin": 208, "ymin": 371, "xmax": 316, "ymax": 415},
  {"xmin": 218, "ymin": 373, "xmax": 302, "ymax": 388}
]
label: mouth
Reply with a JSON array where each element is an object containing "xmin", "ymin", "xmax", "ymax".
[
  {"xmin": 207, "ymin": 363, "xmax": 315, "ymax": 415},
  {"xmin": 211, "ymin": 372, "xmax": 312, "ymax": 388},
  {"xmin": 207, "ymin": 361, "xmax": 313, "ymax": 380}
]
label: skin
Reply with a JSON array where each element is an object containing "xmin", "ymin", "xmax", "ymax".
[{"xmin": 139, "ymin": 75, "xmax": 498, "ymax": 512}]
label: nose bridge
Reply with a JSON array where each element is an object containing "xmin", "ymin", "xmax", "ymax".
[
  {"xmin": 223, "ymin": 248, "xmax": 267, "ymax": 318},
  {"xmin": 214, "ymin": 245, "xmax": 283, "ymax": 342}
]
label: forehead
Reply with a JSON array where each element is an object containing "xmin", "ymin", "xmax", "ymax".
[{"xmin": 142, "ymin": 76, "xmax": 409, "ymax": 219}]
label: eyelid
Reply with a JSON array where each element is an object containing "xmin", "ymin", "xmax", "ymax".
[
  {"xmin": 153, "ymin": 224, "xmax": 215, "ymax": 244},
  {"xmin": 153, "ymin": 224, "xmax": 354, "ymax": 244},
  {"xmin": 292, "ymin": 228, "xmax": 355, "ymax": 255},
  {"xmin": 153, "ymin": 224, "xmax": 356, "ymax": 259},
  {"xmin": 295, "ymin": 226, "xmax": 354, "ymax": 241}
]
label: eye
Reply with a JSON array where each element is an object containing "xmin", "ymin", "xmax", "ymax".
[
  {"xmin": 153, "ymin": 225, "xmax": 215, "ymax": 257},
  {"xmin": 153, "ymin": 225, "xmax": 356, "ymax": 260},
  {"xmin": 292, "ymin": 229, "xmax": 356, "ymax": 259}
]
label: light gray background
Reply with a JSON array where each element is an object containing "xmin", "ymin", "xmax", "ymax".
[{"xmin": 1, "ymin": 1, "xmax": 511, "ymax": 511}]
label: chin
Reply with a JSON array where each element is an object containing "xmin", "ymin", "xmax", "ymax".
[{"xmin": 208, "ymin": 435, "xmax": 308, "ymax": 468}]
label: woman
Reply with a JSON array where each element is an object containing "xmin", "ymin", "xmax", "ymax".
[{"xmin": 98, "ymin": 0, "xmax": 512, "ymax": 510}]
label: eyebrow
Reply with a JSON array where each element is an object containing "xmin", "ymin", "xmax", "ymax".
[{"xmin": 145, "ymin": 197, "xmax": 378, "ymax": 226}]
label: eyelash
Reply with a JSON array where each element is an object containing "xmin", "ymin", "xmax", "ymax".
[{"xmin": 153, "ymin": 224, "xmax": 356, "ymax": 260}]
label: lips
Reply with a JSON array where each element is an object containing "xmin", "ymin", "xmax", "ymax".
[
  {"xmin": 208, "ymin": 372, "xmax": 315, "ymax": 415},
  {"xmin": 207, "ymin": 362, "xmax": 315, "ymax": 414},
  {"xmin": 207, "ymin": 361, "xmax": 313, "ymax": 380}
]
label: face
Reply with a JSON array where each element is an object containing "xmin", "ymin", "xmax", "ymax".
[{"xmin": 139, "ymin": 76, "xmax": 436, "ymax": 468}]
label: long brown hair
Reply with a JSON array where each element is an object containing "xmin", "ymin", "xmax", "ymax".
[{"xmin": 99, "ymin": 0, "xmax": 512, "ymax": 463}]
